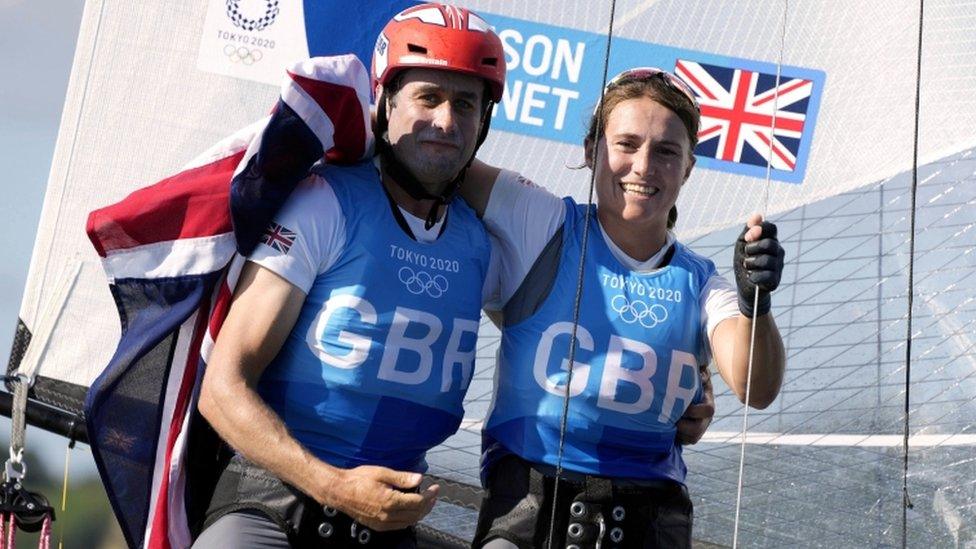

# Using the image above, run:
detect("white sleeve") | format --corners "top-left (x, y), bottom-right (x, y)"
top-left (482, 170), bottom-right (566, 306)
top-left (702, 272), bottom-right (740, 341)
top-left (248, 174), bottom-right (346, 293)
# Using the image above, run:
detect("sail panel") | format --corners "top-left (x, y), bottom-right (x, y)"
top-left (10, 0), bottom-right (976, 545)
top-left (15, 0), bottom-right (279, 401)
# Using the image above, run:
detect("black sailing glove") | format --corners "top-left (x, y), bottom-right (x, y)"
top-left (733, 221), bottom-right (785, 318)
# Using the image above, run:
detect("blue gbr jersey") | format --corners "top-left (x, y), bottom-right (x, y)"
top-left (485, 198), bottom-right (713, 482)
top-left (257, 162), bottom-right (490, 472)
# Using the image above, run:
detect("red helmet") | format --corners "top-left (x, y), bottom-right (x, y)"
top-left (372, 3), bottom-right (506, 103)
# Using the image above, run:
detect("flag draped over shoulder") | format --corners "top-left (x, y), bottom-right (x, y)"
top-left (84, 55), bottom-right (374, 549)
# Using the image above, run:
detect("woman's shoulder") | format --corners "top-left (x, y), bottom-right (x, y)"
top-left (672, 240), bottom-right (718, 277)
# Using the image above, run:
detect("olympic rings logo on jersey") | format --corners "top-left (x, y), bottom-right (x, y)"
top-left (611, 295), bottom-right (668, 329)
top-left (398, 266), bottom-right (449, 298)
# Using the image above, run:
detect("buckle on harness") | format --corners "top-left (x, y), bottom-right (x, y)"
top-left (350, 521), bottom-right (372, 544)
top-left (566, 495), bottom-right (607, 547)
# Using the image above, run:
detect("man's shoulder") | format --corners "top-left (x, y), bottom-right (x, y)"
top-left (310, 159), bottom-right (378, 184)
top-left (496, 169), bottom-right (553, 197)
top-left (303, 160), bottom-right (379, 199)
top-left (488, 169), bottom-right (566, 222)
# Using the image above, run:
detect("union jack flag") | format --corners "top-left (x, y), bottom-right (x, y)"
top-left (675, 59), bottom-right (813, 172)
top-left (261, 221), bottom-right (297, 254)
top-left (85, 55), bottom-right (373, 549)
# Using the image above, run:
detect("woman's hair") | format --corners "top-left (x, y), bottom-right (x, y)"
top-left (585, 74), bottom-right (700, 229)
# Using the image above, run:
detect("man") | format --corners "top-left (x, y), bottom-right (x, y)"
top-left (194, 4), bottom-right (505, 547)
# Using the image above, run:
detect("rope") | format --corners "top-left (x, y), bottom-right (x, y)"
top-left (902, 0), bottom-right (925, 546)
top-left (57, 442), bottom-right (72, 549)
top-left (39, 515), bottom-right (52, 549)
top-left (8, 377), bottom-right (30, 478)
top-left (731, 1), bottom-right (789, 547)
top-left (545, 1), bottom-right (617, 546)
top-left (4, 514), bottom-right (13, 549)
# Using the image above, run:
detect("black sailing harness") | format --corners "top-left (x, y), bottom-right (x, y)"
top-left (203, 454), bottom-right (417, 548)
top-left (474, 455), bottom-right (693, 549)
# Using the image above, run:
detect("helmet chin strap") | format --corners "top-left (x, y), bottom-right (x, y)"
top-left (376, 90), bottom-right (494, 230)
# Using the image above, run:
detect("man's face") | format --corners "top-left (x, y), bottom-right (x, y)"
top-left (385, 68), bottom-right (485, 192)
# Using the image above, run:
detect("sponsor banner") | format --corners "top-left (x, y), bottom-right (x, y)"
top-left (487, 13), bottom-right (824, 183)
top-left (197, 2), bottom-right (824, 182)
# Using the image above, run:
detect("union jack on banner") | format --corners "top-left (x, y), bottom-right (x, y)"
top-left (262, 221), bottom-right (297, 254)
top-left (675, 59), bottom-right (814, 173)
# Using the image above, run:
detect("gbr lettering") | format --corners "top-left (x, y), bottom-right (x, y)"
top-left (534, 322), bottom-right (699, 421)
top-left (306, 294), bottom-right (479, 391)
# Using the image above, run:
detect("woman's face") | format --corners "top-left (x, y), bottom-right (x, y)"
top-left (591, 96), bottom-right (694, 232)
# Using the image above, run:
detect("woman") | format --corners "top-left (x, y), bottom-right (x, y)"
top-left (462, 68), bottom-right (786, 548)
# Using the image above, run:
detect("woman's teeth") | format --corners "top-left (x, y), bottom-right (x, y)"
top-left (621, 183), bottom-right (658, 197)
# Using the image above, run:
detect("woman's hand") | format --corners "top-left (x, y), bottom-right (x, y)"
top-left (733, 213), bottom-right (785, 317)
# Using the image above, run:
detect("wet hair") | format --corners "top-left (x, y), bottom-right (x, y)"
top-left (585, 75), bottom-right (700, 229)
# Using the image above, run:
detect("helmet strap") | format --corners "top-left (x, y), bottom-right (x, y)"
top-left (375, 90), bottom-right (494, 230)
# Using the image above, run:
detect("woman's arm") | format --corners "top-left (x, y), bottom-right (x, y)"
top-left (710, 313), bottom-right (785, 409)
top-left (709, 214), bottom-right (787, 409)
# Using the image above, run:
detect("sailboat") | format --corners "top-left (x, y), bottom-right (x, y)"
top-left (5, 0), bottom-right (975, 547)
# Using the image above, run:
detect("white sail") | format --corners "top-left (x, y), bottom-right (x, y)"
top-left (9, 0), bottom-right (975, 546)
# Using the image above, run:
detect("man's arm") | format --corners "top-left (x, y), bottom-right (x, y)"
top-left (676, 364), bottom-right (715, 445)
top-left (198, 260), bottom-right (437, 531)
top-left (460, 159), bottom-right (502, 217)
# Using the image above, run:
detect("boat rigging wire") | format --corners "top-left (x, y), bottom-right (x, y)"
top-left (902, 1), bottom-right (925, 546)
top-left (546, 0), bottom-right (617, 546)
top-left (731, 1), bottom-right (789, 547)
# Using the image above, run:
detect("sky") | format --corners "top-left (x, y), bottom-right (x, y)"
top-left (0, 0), bottom-right (93, 478)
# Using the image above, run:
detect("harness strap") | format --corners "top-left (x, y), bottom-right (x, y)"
top-left (475, 455), bottom-right (692, 549)
top-left (203, 455), bottom-right (415, 548)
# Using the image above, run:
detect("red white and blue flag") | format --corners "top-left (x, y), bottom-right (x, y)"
top-left (84, 55), bottom-right (373, 549)
top-left (675, 58), bottom-right (815, 177)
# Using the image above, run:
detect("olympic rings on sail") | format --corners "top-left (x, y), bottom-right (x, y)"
top-left (223, 45), bottom-right (264, 65)
top-left (398, 266), bottom-right (449, 298)
top-left (610, 295), bottom-right (668, 329)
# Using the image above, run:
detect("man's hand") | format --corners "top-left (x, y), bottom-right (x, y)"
top-left (332, 466), bottom-right (439, 531)
top-left (676, 365), bottom-right (715, 445)
top-left (733, 213), bottom-right (785, 318)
